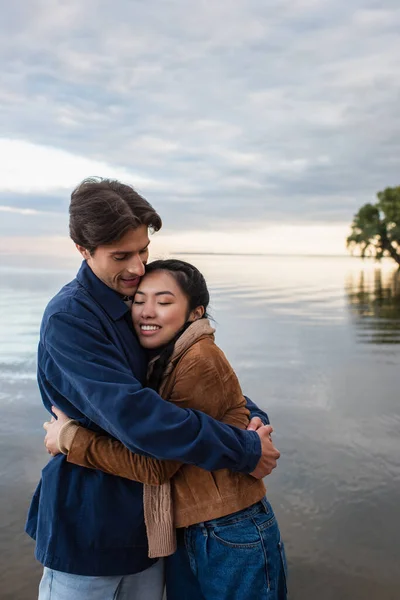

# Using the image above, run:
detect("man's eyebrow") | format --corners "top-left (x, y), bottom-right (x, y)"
top-left (109, 242), bottom-right (150, 256)
top-left (135, 290), bottom-right (176, 297)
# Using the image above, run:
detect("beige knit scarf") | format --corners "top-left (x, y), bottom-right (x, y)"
top-left (143, 318), bottom-right (215, 558)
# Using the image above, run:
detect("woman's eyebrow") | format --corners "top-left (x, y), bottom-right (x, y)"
top-left (155, 291), bottom-right (176, 297)
top-left (134, 290), bottom-right (176, 297)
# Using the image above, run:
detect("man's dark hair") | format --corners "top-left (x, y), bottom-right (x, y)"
top-left (69, 177), bottom-right (162, 253)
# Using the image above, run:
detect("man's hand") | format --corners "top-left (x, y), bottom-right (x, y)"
top-left (43, 406), bottom-right (71, 456)
top-left (249, 425), bottom-right (280, 479)
top-left (247, 416), bottom-right (266, 432)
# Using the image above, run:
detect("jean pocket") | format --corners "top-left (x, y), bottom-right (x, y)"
top-left (210, 518), bottom-right (262, 549)
top-left (252, 506), bottom-right (277, 532)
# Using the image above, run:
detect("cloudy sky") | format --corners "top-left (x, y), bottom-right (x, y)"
top-left (1, 0), bottom-right (399, 257)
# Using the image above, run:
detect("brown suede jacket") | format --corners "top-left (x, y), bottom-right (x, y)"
top-left (65, 327), bottom-right (266, 528)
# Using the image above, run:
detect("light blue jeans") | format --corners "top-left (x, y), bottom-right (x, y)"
top-left (38, 559), bottom-right (165, 600)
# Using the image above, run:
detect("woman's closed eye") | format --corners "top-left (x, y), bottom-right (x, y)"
top-left (133, 300), bottom-right (144, 305)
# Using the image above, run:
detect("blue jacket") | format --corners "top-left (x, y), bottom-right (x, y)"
top-left (26, 261), bottom-right (267, 576)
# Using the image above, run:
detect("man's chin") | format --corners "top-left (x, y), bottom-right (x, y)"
top-left (123, 287), bottom-right (139, 296)
top-left (117, 283), bottom-right (139, 296)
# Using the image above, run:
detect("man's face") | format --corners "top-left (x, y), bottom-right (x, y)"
top-left (77, 225), bottom-right (150, 296)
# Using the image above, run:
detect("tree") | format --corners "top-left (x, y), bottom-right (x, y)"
top-left (347, 186), bottom-right (400, 267)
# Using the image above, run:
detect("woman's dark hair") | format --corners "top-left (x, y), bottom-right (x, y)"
top-left (144, 259), bottom-right (210, 391)
top-left (69, 177), bottom-right (162, 254)
top-left (145, 259), bottom-right (210, 319)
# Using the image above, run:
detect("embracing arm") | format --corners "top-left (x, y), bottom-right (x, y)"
top-left (63, 346), bottom-right (244, 483)
top-left (65, 425), bottom-right (180, 484)
top-left (43, 312), bottom-right (261, 474)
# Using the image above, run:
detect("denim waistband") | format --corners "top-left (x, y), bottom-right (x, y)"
top-left (190, 497), bottom-right (271, 529)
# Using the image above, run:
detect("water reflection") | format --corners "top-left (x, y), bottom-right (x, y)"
top-left (346, 268), bottom-right (400, 344)
top-left (1, 256), bottom-right (400, 600)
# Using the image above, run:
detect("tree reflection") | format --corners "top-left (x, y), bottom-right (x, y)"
top-left (345, 269), bottom-right (400, 344)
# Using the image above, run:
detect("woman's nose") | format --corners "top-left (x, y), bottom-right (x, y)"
top-left (141, 303), bottom-right (156, 318)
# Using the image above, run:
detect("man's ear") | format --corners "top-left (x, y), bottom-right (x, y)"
top-left (75, 244), bottom-right (90, 260)
top-left (189, 305), bottom-right (205, 322)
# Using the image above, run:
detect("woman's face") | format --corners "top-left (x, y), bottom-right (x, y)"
top-left (132, 270), bottom-right (202, 349)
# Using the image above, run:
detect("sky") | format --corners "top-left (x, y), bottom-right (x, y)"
top-left (1, 0), bottom-right (400, 257)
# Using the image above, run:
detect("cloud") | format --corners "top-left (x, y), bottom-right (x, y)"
top-left (0, 0), bottom-right (399, 241)
top-left (0, 138), bottom-right (160, 194)
top-left (0, 206), bottom-right (40, 215)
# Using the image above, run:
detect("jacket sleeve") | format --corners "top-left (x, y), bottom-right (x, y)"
top-left (244, 396), bottom-right (270, 425)
top-left (43, 312), bottom-right (261, 473)
top-left (66, 350), bottom-right (245, 483)
top-left (67, 427), bottom-right (181, 485)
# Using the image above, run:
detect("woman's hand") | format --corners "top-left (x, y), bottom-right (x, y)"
top-left (43, 406), bottom-right (72, 456)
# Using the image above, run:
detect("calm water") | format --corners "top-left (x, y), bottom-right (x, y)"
top-left (0, 254), bottom-right (399, 600)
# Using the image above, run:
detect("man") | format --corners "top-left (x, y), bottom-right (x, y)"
top-left (27, 177), bottom-right (280, 600)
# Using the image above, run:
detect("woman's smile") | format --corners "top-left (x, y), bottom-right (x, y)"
top-left (132, 270), bottom-right (189, 349)
top-left (139, 324), bottom-right (162, 335)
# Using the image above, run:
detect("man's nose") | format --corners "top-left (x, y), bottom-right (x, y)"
top-left (126, 255), bottom-right (146, 277)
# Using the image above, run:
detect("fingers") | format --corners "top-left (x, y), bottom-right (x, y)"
top-left (247, 417), bottom-right (264, 431)
top-left (265, 444), bottom-right (280, 460)
top-left (262, 425), bottom-right (273, 435)
top-left (272, 450), bottom-right (280, 463)
top-left (44, 434), bottom-right (50, 453)
top-left (43, 410), bottom-right (62, 456)
top-left (44, 435), bottom-right (56, 456)
top-left (256, 425), bottom-right (273, 438)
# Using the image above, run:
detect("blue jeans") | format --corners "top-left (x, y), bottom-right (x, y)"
top-left (38, 559), bottom-right (165, 600)
top-left (165, 497), bottom-right (287, 600)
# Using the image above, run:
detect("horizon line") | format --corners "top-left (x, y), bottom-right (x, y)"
top-left (173, 251), bottom-right (364, 259)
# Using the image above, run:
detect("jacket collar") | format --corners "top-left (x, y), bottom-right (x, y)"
top-left (76, 260), bottom-right (131, 321)
top-left (170, 319), bottom-right (215, 364)
top-left (156, 319), bottom-right (215, 385)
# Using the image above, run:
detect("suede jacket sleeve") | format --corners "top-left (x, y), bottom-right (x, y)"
top-left (67, 427), bottom-right (181, 485)
top-left (66, 341), bottom-right (249, 484)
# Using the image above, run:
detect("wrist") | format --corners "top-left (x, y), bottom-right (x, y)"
top-left (57, 420), bottom-right (80, 454)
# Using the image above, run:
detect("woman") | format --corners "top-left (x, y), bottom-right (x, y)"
top-left (44, 259), bottom-right (287, 599)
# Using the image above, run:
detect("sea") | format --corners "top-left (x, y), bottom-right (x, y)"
top-left (0, 253), bottom-right (399, 600)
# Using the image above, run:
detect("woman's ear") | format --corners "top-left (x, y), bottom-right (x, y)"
top-left (189, 305), bottom-right (205, 322)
